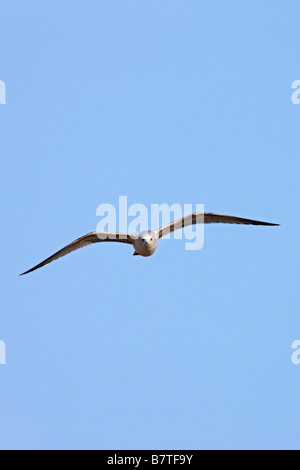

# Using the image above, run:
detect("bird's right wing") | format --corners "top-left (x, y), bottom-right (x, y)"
top-left (20, 232), bottom-right (135, 275)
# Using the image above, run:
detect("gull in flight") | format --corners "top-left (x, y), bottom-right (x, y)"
top-left (20, 212), bottom-right (279, 275)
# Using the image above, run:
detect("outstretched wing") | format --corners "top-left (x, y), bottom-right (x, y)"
top-left (159, 213), bottom-right (279, 239)
top-left (20, 232), bottom-right (135, 275)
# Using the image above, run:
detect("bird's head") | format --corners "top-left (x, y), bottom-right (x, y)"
top-left (134, 230), bottom-right (159, 257)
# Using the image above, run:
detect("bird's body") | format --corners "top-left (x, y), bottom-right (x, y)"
top-left (20, 212), bottom-right (279, 275)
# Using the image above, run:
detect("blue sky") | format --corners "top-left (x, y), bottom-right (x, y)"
top-left (0, 1), bottom-right (299, 450)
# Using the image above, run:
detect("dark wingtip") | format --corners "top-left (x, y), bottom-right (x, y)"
top-left (19, 266), bottom-right (39, 276)
top-left (19, 271), bottom-right (29, 276)
top-left (255, 221), bottom-right (280, 226)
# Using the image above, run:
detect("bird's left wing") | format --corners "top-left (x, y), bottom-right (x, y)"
top-left (159, 213), bottom-right (279, 238)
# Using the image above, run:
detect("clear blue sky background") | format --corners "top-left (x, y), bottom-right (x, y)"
top-left (0, 1), bottom-right (299, 450)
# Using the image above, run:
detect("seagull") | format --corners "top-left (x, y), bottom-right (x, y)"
top-left (20, 212), bottom-right (279, 275)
